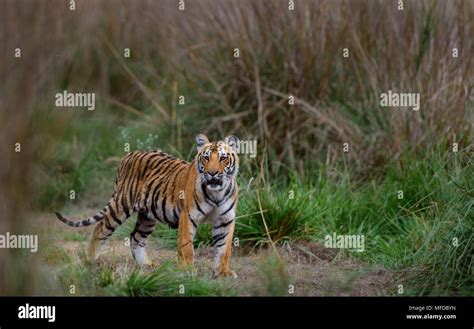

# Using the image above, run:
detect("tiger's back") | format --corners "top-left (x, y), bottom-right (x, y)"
top-left (116, 150), bottom-right (191, 229)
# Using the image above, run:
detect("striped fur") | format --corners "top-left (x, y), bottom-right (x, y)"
top-left (55, 134), bottom-right (239, 278)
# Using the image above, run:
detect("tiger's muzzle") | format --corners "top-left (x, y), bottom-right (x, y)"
top-left (205, 171), bottom-right (224, 189)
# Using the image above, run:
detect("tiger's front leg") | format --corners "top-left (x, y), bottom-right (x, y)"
top-left (211, 211), bottom-right (237, 279)
top-left (177, 211), bottom-right (197, 270)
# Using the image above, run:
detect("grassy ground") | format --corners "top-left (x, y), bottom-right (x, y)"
top-left (37, 211), bottom-right (394, 296)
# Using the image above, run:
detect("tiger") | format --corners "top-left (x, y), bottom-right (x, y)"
top-left (55, 134), bottom-right (240, 278)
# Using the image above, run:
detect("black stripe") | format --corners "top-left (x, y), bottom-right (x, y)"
top-left (188, 214), bottom-right (197, 228)
top-left (143, 159), bottom-right (176, 210)
top-left (126, 169), bottom-right (137, 213)
top-left (139, 213), bottom-right (154, 221)
top-left (215, 241), bottom-right (227, 248)
top-left (216, 180), bottom-right (234, 205)
top-left (220, 199), bottom-right (236, 216)
top-left (151, 192), bottom-right (161, 221)
top-left (213, 218), bottom-right (234, 229)
top-left (160, 162), bottom-right (183, 197)
top-left (151, 162), bottom-right (184, 216)
top-left (153, 162), bottom-right (180, 209)
top-left (118, 153), bottom-right (136, 180)
top-left (228, 154), bottom-right (236, 175)
top-left (156, 163), bottom-right (185, 207)
top-left (212, 232), bottom-right (228, 246)
top-left (109, 205), bottom-right (122, 225)
top-left (137, 228), bottom-right (154, 234)
top-left (180, 240), bottom-right (192, 248)
top-left (119, 152), bottom-right (139, 182)
top-left (137, 230), bottom-right (153, 238)
top-left (150, 184), bottom-right (162, 220)
top-left (225, 179), bottom-right (233, 196)
top-left (161, 196), bottom-right (172, 225)
top-left (151, 159), bottom-right (183, 219)
top-left (145, 157), bottom-right (171, 180)
top-left (163, 170), bottom-right (178, 210)
top-left (130, 175), bottom-right (140, 208)
top-left (122, 198), bottom-right (130, 218)
top-left (104, 218), bottom-right (114, 231)
top-left (119, 153), bottom-right (141, 210)
top-left (147, 158), bottom-right (176, 178)
top-left (139, 153), bottom-right (161, 181)
top-left (194, 195), bottom-right (205, 215)
top-left (129, 152), bottom-right (147, 207)
top-left (201, 182), bottom-right (216, 205)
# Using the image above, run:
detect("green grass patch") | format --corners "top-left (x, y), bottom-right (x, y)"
top-left (233, 149), bottom-right (473, 295)
top-left (52, 256), bottom-right (235, 296)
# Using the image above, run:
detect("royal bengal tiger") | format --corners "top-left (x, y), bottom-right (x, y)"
top-left (55, 134), bottom-right (239, 278)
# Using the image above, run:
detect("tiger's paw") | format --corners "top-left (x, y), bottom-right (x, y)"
top-left (178, 261), bottom-right (196, 275)
top-left (132, 248), bottom-right (154, 267)
top-left (141, 255), bottom-right (156, 267)
top-left (212, 269), bottom-right (238, 279)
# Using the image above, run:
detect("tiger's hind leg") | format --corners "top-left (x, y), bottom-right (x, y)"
top-left (89, 203), bottom-right (129, 262)
top-left (130, 211), bottom-right (157, 266)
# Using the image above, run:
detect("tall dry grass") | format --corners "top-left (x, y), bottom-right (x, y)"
top-left (5, 0), bottom-right (470, 174)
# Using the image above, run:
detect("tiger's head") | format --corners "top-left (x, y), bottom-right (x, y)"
top-left (195, 134), bottom-right (239, 191)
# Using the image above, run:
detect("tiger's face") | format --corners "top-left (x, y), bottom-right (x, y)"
top-left (195, 134), bottom-right (239, 191)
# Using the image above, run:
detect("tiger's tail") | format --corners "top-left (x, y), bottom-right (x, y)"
top-left (55, 206), bottom-right (109, 227)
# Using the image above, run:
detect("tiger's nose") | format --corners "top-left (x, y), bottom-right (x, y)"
top-left (208, 170), bottom-right (218, 177)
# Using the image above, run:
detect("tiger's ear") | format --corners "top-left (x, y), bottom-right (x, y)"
top-left (225, 135), bottom-right (239, 152)
top-left (195, 134), bottom-right (209, 151)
